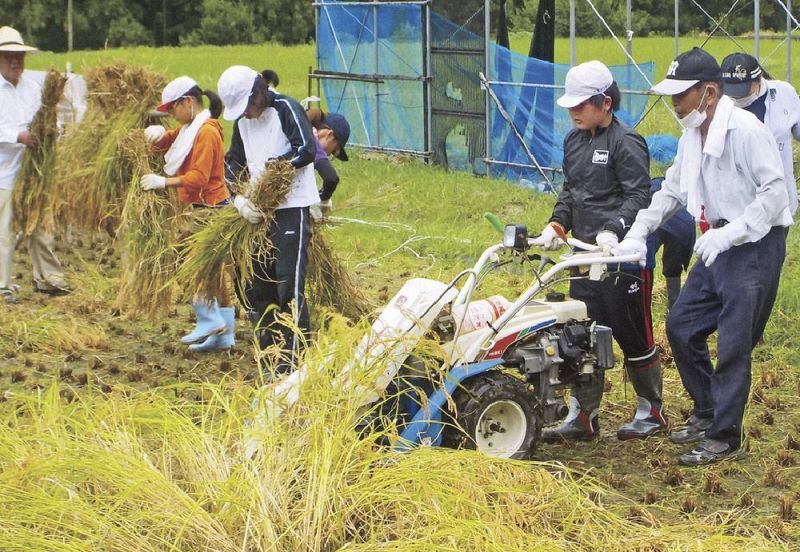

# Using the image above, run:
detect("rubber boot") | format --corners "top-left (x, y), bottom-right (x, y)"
top-left (666, 276), bottom-right (682, 312)
top-left (617, 355), bottom-right (668, 440)
top-left (541, 396), bottom-right (600, 442)
top-left (181, 299), bottom-right (226, 345)
top-left (189, 307), bottom-right (235, 352)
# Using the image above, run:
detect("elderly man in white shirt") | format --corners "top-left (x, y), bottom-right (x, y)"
top-left (0, 26), bottom-right (69, 303)
top-left (615, 48), bottom-right (792, 466)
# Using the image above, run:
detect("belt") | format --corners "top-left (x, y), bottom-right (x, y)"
top-left (700, 218), bottom-right (728, 234)
top-left (710, 219), bottom-right (729, 229)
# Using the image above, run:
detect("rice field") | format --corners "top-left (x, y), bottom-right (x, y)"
top-left (2, 38), bottom-right (798, 548)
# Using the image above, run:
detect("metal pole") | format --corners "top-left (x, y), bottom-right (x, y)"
top-left (626, 0), bottom-right (632, 113)
top-left (67, 0), bottom-right (73, 52)
top-left (484, 0), bottom-right (491, 177)
top-left (754, 0), bottom-right (760, 59)
top-left (569, 0), bottom-right (576, 66)
top-left (674, 0), bottom-right (679, 57)
top-left (423, 1), bottom-right (431, 161)
top-left (788, 0), bottom-right (793, 83)
top-left (373, 1), bottom-right (380, 148)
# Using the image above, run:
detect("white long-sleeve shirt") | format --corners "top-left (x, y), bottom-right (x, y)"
top-left (762, 79), bottom-right (800, 214)
top-left (629, 95), bottom-right (793, 245)
top-left (0, 72), bottom-right (41, 191)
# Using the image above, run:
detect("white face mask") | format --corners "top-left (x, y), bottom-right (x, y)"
top-left (679, 86), bottom-right (710, 130)
top-left (732, 79), bottom-right (766, 108)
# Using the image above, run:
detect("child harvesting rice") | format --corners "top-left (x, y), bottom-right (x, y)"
top-left (140, 76), bottom-right (234, 352)
top-left (217, 65), bottom-right (317, 374)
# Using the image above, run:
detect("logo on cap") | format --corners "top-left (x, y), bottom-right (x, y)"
top-left (667, 61), bottom-right (679, 77)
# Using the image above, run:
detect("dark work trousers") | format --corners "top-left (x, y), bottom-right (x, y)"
top-left (568, 268), bottom-right (656, 413)
top-left (666, 226), bottom-right (786, 449)
top-left (239, 206), bottom-right (312, 366)
top-left (655, 229), bottom-right (694, 278)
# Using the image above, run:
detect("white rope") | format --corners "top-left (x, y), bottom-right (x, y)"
top-left (691, 0), bottom-right (748, 51)
top-left (582, 0), bottom-right (681, 126)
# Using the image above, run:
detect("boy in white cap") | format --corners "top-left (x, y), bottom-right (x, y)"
top-left (534, 60), bottom-right (666, 443)
top-left (615, 47), bottom-right (792, 465)
top-left (217, 65), bottom-right (317, 374)
top-left (0, 26), bottom-right (70, 303)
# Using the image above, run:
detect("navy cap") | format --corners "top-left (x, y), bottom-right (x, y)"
top-left (721, 53), bottom-right (762, 98)
top-left (323, 112), bottom-right (350, 161)
top-left (651, 47), bottom-right (721, 96)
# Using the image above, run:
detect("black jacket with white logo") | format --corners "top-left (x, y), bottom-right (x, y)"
top-left (550, 116), bottom-right (651, 242)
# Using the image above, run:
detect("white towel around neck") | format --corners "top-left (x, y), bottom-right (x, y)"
top-left (164, 109), bottom-right (212, 176)
top-left (682, 94), bottom-right (734, 219)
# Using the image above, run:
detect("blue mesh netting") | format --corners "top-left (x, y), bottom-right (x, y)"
top-left (316, 2), bottom-right (655, 191)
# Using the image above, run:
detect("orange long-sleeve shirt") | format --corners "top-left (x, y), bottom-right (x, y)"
top-left (154, 119), bottom-right (230, 206)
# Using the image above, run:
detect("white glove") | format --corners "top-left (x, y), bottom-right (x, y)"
top-left (233, 195), bottom-right (264, 224)
top-left (309, 203), bottom-right (323, 223)
top-left (144, 125), bottom-right (166, 143)
top-left (140, 173), bottom-right (166, 191)
top-left (613, 237), bottom-right (648, 267)
top-left (595, 230), bottom-right (619, 254)
top-left (694, 228), bottom-right (733, 267)
top-left (531, 222), bottom-right (565, 251)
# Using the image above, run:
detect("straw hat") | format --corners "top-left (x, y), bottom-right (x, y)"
top-left (0, 26), bottom-right (39, 53)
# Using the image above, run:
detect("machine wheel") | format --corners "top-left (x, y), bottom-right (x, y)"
top-left (441, 371), bottom-right (541, 460)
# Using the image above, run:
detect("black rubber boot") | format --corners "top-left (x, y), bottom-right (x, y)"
top-left (666, 276), bottom-right (682, 312)
top-left (617, 354), bottom-right (668, 440)
top-left (541, 397), bottom-right (600, 442)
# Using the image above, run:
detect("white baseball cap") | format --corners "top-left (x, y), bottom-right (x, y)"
top-left (557, 60), bottom-right (614, 108)
top-left (156, 76), bottom-right (198, 112)
top-left (0, 26), bottom-right (39, 53)
top-left (218, 65), bottom-right (258, 121)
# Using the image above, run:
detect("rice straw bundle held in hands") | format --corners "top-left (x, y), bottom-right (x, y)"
top-left (57, 63), bottom-right (166, 234)
top-left (13, 68), bottom-right (67, 235)
top-left (173, 160), bottom-right (295, 301)
top-left (307, 230), bottom-right (371, 321)
top-left (115, 131), bottom-right (182, 316)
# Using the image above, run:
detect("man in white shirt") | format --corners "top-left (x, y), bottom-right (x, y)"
top-left (721, 52), bottom-right (800, 216)
top-left (0, 26), bottom-right (69, 303)
top-left (615, 48), bottom-right (792, 466)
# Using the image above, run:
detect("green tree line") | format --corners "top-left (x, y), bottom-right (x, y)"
top-left (1, 0), bottom-right (798, 52)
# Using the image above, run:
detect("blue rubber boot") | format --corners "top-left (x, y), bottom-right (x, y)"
top-left (189, 307), bottom-right (235, 352)
top-left (181, 299), bottom-right (226, 345)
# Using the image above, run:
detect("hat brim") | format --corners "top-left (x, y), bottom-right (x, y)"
top-left (0, 44), bottom-right (38, 53)
top-left (650, 78), bottom-right (699, 96)
top-left (335, 147), bottom-right (348, 162)
top-left (556, 93), bottom-right (593, 108)
top-left (723, 81), bottom-right (752, 98)
top-left (222, 94), bottom-right (249, 121)
top-left (155, 101), bottom-right (173, 113)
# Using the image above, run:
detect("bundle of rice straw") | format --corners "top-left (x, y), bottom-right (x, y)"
top-left (173, 160), bottom-right (295, 301)
top-left (57, 63), bottom-right (166, 234)
top-left (307, 229), bottom-right (372, 321)
top-left (115, 131), bottom-right (182, 316)
top-left (13, 68), bottom-right (67, 235)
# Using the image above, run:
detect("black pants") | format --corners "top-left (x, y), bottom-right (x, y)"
top-left (568, 268), bottom-right (656, 412)
top-left (241, 207), bottom-right (312, 365)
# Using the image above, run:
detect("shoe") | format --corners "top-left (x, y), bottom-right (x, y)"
top-left (617, 397), bottom-right (668, 440)
top-left (181, 299), bottom-right (226, 345)
top-left (670, 415), bottom-right (713, 444)
top-left (34, 280), bottom-right (71, 296)
top-left (1, 286), bottom-right (19, 304)
top-left (678, 438), bottom-right (746, 466)
top-left (189, 307), bottom-right (235, 352)
top-left (541, 396), bottom-right (599, 443)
